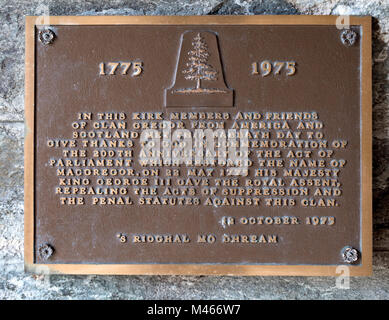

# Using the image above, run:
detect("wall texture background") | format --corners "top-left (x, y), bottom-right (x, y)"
top-left (0, 0), bottom-right (388, 299)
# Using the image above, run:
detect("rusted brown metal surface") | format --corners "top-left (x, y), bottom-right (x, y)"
top-left (24, 16), bottom-right (372, 275)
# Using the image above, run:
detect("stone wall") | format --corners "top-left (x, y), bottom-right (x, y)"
top-left (1, 0), bottom-right (388, 299)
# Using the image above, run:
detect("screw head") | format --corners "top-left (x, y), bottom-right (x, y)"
top-left (39, 29), bottom-right (55, 45)
top-left (38, 243), bottom-right (54, 260)
top-left (341, 29), bottom-right (357, 46)
top-left (342, 246), bottom-right (359, 264)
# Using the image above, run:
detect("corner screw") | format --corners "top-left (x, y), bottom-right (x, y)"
top-left (342, 246), bottom-right (359, 264)
top-left (39, 28), bottom-right (55, 45)
top-left (341, 29), bottom-right (357, 46)
top-left (38, 243), bottom-right (54, 260)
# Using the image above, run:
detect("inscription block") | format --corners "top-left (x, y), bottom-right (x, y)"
top-left (25, 16), bottom-right (372, 275)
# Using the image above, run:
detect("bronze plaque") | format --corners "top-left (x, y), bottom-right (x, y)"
top-left (25, 16), bottom-right (372, 275)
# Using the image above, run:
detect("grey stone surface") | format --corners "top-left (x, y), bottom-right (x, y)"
top-left (0, 0), bottom-right (389, 299)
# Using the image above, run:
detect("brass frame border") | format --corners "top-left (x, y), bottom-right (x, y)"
top-left (24, 15), bottom-right (372, 276)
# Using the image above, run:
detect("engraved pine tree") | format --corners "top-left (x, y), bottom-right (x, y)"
top-left (180, 33), bottom-right (223, 93)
